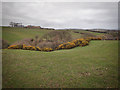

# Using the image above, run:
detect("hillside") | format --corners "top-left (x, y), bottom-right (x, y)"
top-left (2, 27), bottom-right (119, 88)
top-left (2, 27), bottom-right (53, 44)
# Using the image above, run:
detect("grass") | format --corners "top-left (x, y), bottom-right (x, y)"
top-left (70, 31), bottom-right (83, 40)
top-left (2, 27), bottom-right (53, 44)
top-left (72, 29), bottom-right (105, 35)
top-left (2, 40), bottom-right (118, 88)
top-left (69, 30), bottom-right (105, 40)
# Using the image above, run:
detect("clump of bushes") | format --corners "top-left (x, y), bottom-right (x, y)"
top-left (7, 37), bottom-right (102, 52)
top-left (6, 29), bottom-right (103, 52)
top-left (42, 30), bottom-right (72, 43)
top-left (55, 37), bottom-right (102, 50)
top-left (8, 44), bottom-right (53, 52)
top-left (36, 41), bottom-right (60, 50)
top-left (23, 44), bottom-right (36, 50)
top-left (12, 38), bottom-right (40, 47)
top-left (7, 31), bottom-right (73, 51)
top-left (8, 45), bottom-right (23, 49)
top-left (56, 38), bottom-right (89, 50)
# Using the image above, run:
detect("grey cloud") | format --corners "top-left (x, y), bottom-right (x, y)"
top-left (2, 2), bottom-right (118, 29)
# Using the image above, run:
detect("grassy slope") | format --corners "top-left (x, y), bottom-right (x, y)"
top-left (72, 30), bottom-right (104, 35)
top-left (70, 32), bottom-right (83, 40)
top-left (2, 40), bottom-right (118, 88)
top-left (2, 27), bottom-right (53, 44)
top-left (68, 30), bottom-right (104, 40)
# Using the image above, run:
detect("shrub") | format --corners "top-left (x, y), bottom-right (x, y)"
top-left (36, 47), bottom-right (41, 51)
top-left (56, 38), bottom-right (90, 50)
top-left (36, 41), bottom-right (60, 50)
top-left (41, 47), bottom-right (53, 52)
top-left (0, 39), bottom-right (9, 49)
top-left (23, 44), bottom-right (36, 50)
top-left (12, 38), bottom-right (34, 46)
top-left (42, 30), bottom-right (72, 43)
top-left (8, 45), bottom-right (23, 49)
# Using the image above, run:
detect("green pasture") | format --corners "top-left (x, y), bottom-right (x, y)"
top-left (2, 40), bottom-right (118, 88)
top-left (2, 27), bottom-right (53, 44)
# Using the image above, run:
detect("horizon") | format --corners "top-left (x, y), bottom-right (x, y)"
top-left (1, 25), bottom-right (118, 30)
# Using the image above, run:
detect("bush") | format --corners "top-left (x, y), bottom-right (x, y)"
top-left (41, 47), bottom-right (53, 52)
top-left (36, 47), bottom-right (41, 51)
top-left (0, 39), bottom-right (9, 49)
top-left (12, 38), bottom-right (34, 46)
top-left (8, 44), bottom-right (54, 52)
top-left (8, 45), bottom-right (23, 49)
top-left (42, 30), bottom-right (72, 43)
top-left (23, 44), bottom-right (36, 50)
top-left (36, 41), bottom-right (60, 50)
top-left (56, 38), bottom-right (91, 50)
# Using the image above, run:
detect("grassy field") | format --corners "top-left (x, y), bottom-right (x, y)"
top-left (71, 29), bottom-right (104, 35)
top-left (2, 40), bottom-right (118, 88)
top-left (2, 27), bottom-right (54, 44)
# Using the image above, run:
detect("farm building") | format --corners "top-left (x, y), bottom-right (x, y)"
top-left (25, 25), bottom-right (41, 29)
top-left (9, 22), bottom-right (24, 27)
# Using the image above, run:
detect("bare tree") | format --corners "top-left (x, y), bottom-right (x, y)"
top-left (9, 22), bottom-right (14, 27)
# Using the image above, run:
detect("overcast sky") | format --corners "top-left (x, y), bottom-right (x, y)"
top-left (2, 2), bottom-right (118, 29)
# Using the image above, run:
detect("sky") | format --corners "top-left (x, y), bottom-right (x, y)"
top-left (2, 2), bottom-right (118, 29)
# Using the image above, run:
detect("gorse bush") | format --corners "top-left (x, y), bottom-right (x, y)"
top-left (8, 44), bottom-right (53, 52)
top-left (7, 37), bottom-right (102, 52)
top-left (23, 44), bottom-right (36, 50)
top-left (56, 38), bottom-right (89, 50)
top-left (8, 45), bottom-right (23, 49)
top-left (41, 47), bottom-right (53, 52)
